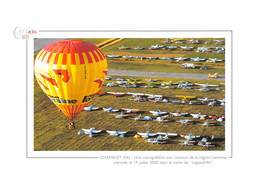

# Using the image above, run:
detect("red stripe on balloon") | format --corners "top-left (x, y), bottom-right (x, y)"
top-left (79, 53), bottom-right (85, 64)
top-left (85, 52), bottom-right (93, 63)
top-left (46, 53), bottom-right (53, 63)
top-left (40, 51), bottom-right (48, 63)
top-left (53, 53), bottom-right (59, 64)
top-left (92, 51), bottom-right (99, 62)
top-left (71, 53), bottom-right (76, 64)
top-left (95, 49), bottom-right (104, 60)
top-left (62, 53), bottom-right (67, 65)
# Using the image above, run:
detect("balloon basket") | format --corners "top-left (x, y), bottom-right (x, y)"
top-left (66, 120), bottom-right (76, 130)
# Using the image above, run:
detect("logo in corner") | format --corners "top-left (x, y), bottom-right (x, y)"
top-left (13, 27), bottom-right (37, 39)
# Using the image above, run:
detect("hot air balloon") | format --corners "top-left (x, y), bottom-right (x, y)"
top-left (34, 40), bottom-right (108, 129)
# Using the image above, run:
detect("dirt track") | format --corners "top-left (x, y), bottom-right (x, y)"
top-left (109, 69), bottom-right (224, 80)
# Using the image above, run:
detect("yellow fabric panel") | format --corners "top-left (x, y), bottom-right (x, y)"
top-left (34, 45), bottom-right (108, 120)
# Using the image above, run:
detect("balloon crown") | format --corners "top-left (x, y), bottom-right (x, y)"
top-left (43, 40), bottom-right (98, 54)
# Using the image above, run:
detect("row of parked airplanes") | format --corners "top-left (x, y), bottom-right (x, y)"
top-left (117, 45), bottom-right (225, 53)
top-left (84, 106), bottom-right (225, 125)
top-left (107, 54), bottom-right (224, 63)
top-left (161, 39), bottom-right (225, 45)
top-left (101, 91), bottom-right (225, 106)
top-left (78, 128), bottom-right (222, 146)
top-left (104, 78), bottom-right (224, 90)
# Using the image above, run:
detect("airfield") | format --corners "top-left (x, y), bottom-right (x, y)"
top-left (34, 38), bottom-right (225, 151)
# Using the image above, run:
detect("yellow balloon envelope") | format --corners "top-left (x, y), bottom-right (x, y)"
top-left (34, 40), bottom-right (108, 120)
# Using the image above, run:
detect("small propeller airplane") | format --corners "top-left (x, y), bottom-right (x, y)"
top-left (137, 131), bottom-right (158, 138)
top-left (106, 130), bottom-right (128, 137)
top-left (177, 119), bottom-right (193, 125)
top-left (149, 110), bottom-right (168, 116)
top-left (78, 128), bottom-right (103, 137)
top-left (103, 107), bottom-right (120, 113)
top-left (83, 105), bottom-right (100, 112)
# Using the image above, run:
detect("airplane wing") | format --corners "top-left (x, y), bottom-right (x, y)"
top-left (92, 130), bottom-right (103, 134)
top-left (137, 132), bottom-right (157, 137)
top-left (81, 128), bottom-right (91, 133)
top-left (106, 130), bottom-right (116, 134)
top-left (157, 132), bottom-right (178, 136)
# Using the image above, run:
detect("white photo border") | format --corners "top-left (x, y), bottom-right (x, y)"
top-left (27, 30), bottom-right (233, 158)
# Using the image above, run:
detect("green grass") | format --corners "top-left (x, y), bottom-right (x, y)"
top-left (79, 38), bottom-right (109, 44)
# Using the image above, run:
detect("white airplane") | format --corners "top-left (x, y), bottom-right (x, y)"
top-left (106, 82), bottom-right (116, 87)
top-left (198, 122), bottom-right (216, 127)
top-left (146, 94), bottom-right (163, 98)
top-left (177, 119), bottom-right (193, 124)
top-left (146, 138), bottom-right (167, 144)
top-left (149, 110), bottom-right (168, 116)
top-left (159, 57), bottom-right (172, 61)
top-left (114, 112), bottom-right (132, 119)
top-left (157, 132), bottom-right (178, 137)
top-left (197, 87), bottom-right (210, 92)
top-left (106, 130), bottom-right (128, 137)
top-left (175, 57), bottom-right (189, 61)
top-left (180, 133), bottom-right (200, 141)
top-left (133, 115), bottom-right (153, 121)
top-left (166, 45), bottom-right (177, 50)
top-left (180, 46), bottom-right (193, 51)
top-left (216, 117), bottom-right (225, 122)
top-left (218, 99), bottom-right (225, 106)
top-left (179, 140), bottom-right (196, 146)
top-left (105, 76), bottom-right (112, 80)
top-left (162, 38), bottom-right (173, 44)
top-left (149, 44), bottom-right (165, 50)
top-left (196, 47), bottom-right (209, 52)
top-left (106, 92), bottom-right (125, 97)
top-left (78, 128), bottom-right (103, 137)
top-left (115, 78), bottom-right (126, 81)
top-left (118, 45), bottom-right (130, 50)
top-left (115, 80), bottom-right (128, 85)
top-left (197, 138), bottom-right (215, 147)
top-left (213, 39), bottom-right (225, 43)
top-left (197, 97), bottom-right (216, 102)
top-left (121, 108), bottom-right (141, 114)
top-left (106, 54), bottom-right (121, 59)
top-left (207, 58), bottom-right (224, 63)
top-left (154, 116), bottom-right (169, 123)
top-left (195, 83), bottom-right (219, 87)
top-left (181, 63), bottom-right (195, 69)
top-left (190, 57), bottom-right (207, 62)
top-left (83, 105), bottom-right (100, 111)
top-left (103, 107), bottom-right (120, 113)
top-left (190, 113), bottom-right (203, 119)
top-left (145, 79), bottom-right (159, 82)
top-left (170, 112), bottom-right (189, 117)
top-left (138, 131), bottom-right (158, 138)
top-left (127, 92), bottom-right (145, 96)
top-left (188, 39), bottom-right (204, 44)
top-left (133, 47), bottom-right (145, 50)
top-left (189, 100), bottom-right (203, 105)
top-left (208, 73), bottom-right (219, 78)
top-left (146, 135), bottom-right (169, 144)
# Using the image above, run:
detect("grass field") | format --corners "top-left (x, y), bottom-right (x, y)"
top-left (34, 38), bottom-right (225, 151)
top-left (34, 77), bottom-right (224, 151)
top-left (102, 38), bottom-right (225, 75)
